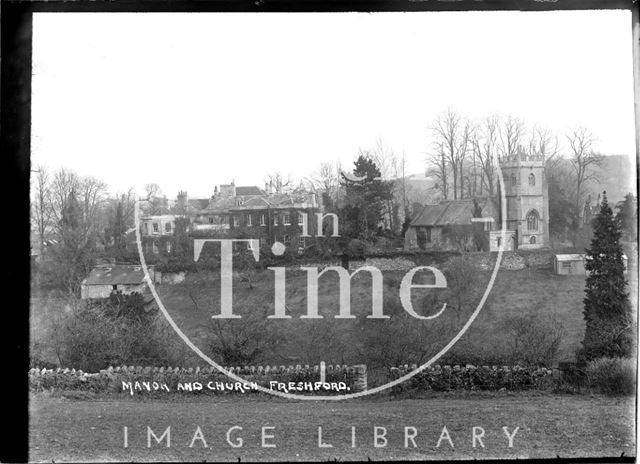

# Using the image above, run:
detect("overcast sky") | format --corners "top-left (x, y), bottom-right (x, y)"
top-left (31, 11), bottom-right (636, 198)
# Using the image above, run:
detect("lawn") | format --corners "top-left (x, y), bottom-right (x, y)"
top-left (31, 258), bottom-right (637, 369)
top-left (154, 265), bottom-right (590, 365)
top-left (29, 393), bottom-right (636, 462)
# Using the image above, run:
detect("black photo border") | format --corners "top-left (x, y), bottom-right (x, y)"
top-left (2, 1), bottom-right (638, 462)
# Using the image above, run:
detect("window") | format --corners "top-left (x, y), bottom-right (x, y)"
top-left (259, 238), bottom-right (266, 248)
top-left (112, 284), bottom-right (118, 291)
top-left (247, 214), bottom-right (252, 226)
top-left (283, 213), bottom-right (291, 225)
top-left (208, 217), bottom-right (214, 224)
top-left (510, 174), bottom-right (517, 186)
top-left (529, 235), bottom-right (536, 244)
top-left (152, 241), bottom-right (159, 254)
top-left (152, 222), bottom-right (159, 233)
top-left (562, 261), bottom-right (572, 269)
top-left (299, 236), bottom-right (306, 250)
top-left (526, 210), bottom-right (539, 231)
top-left (425, 227), bottom-right (432, 243)
top-left (233, 216), bottom-right (239, 227)
top-left (273, 215), bottom-right (278, 226)
top-left (298, 213), bottom-right (304, 226)
top-left (260, 214), bottom-right (266, 226)
top-left (528, 173), bottom-right (535, 186)
top-left (497, 237), bottom-right (502, 247)
top-left (166, 241), bottom-right (172, 253)
top-left (164, 222), bottom-right (172, 233)
top-left (283, 234), bottom-right (290, 246)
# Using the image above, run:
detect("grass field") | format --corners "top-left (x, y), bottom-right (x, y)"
top-left (29, 393), bottom-right (635, 462)
top-left (153, 265), bottom-right (590, 365)
top-left (31, 258), bottom-right (637, 369)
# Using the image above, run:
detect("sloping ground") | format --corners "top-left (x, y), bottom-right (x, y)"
top-left (157, 264), bottom-right (590, 366)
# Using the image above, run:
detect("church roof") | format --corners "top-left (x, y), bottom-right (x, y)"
top-left (410, 197), bottom-right (498, 227)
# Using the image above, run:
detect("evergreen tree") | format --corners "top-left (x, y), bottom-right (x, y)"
top-left (578, 192), bottom-right (634, 361)
top-left (53, 190), bottom-right (95, 293)
top-left (341, 155), bottom-right (393, 239)
top-left (616, 193), bottom-right (637, 241)
top-left (106, 201), bottom-right (127, 258)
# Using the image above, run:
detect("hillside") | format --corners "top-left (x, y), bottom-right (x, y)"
top-left (155, 264), bottom-right (589, 371)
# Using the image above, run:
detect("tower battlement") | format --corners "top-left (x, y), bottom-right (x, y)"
top-left (499, 153), bottom-right (545, 168)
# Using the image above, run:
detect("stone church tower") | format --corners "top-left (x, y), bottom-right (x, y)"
top-left (500, 147), bottom-right (549, 249)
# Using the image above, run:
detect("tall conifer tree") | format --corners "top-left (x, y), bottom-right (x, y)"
top-left (578, 192), bottom-right (633, 361)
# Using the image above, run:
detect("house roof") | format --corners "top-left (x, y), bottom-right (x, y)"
top-left (183, 198), bottom-right (211, 211)
top-left (410, 198), bottom-right (498, 227)
top-left (83, 264), bottom-right (149, 286)
top-left (235, 186), bottom-right (264, 196)
top-left (555, 254), bottom-right (585, 261)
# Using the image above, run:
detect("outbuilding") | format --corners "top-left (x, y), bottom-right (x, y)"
top-left (80, 264), bottom-right (156, 299)
top-left (554, 254), bottom-right (628, 276)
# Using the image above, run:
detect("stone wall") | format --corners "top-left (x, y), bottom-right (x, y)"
top-left (28, 364), bottom-right (367, 395)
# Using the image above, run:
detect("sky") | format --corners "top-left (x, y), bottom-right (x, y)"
top-left (31, 11), bottom-right (636, 199)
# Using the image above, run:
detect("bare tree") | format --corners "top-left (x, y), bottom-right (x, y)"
top-left (471, 115), bottom-right (500, 196)
top-left (307, 161), bottom-right (342, 208)
top-left (498, 115), bottom-right (526, 158)
top-left (31, 166), bottom-right (52, 256)
top-left (433, 109), bottom-right (471, 200)
top-left (427, 142), bottom-right (449, 200)
top-left (566, 127), bottom-right (603, 222)
top-left (363, 138), bottom-right (402, 231)
top-left (78, 176), bottom-right (108, 239)
top-left (49, 168), bottom-right (81, 228)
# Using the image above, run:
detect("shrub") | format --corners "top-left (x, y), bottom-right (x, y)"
top-left (50, 293), bottom-right (192, 371)
top-left (585, 357), bottom-right (636, 395)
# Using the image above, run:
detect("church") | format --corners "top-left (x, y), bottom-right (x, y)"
top-left (404, 149), bottom-right (549, 252)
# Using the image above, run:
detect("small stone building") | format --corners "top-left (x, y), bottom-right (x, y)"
top-left (553, 254), bottom-right (628, 275)
top-left (80, 264), bottom-right (156, 299)
top-left (404, 198), bottom-right (501, 251)
top-left (554, 254), bottom-right (586, 275)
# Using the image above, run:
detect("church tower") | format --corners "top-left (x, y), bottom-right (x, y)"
top-left (500, 147), bottom-right (549, 249)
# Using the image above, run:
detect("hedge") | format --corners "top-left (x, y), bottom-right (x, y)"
top-left (389, 364), bottom-right (555, 392)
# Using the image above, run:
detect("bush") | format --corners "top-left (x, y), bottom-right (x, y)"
top-left (50, 292), bottom-right (192, 371)
top-left (585, 357), bottom-right (636, 395)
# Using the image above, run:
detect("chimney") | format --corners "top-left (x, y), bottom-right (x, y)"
top-left (177, 190), bottom-right (188, 212)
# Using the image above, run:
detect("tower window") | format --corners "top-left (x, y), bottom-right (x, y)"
top-left (510, 174), bottom-right (517, 186)
top-left (526, 210), bottom-right (539, 231)
top-left (528, 173), bottom-right (535, 186)
top-left (530, 236), bottom-right (536, 244)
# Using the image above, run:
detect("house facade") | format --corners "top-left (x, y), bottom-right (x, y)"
top-left (192, 181), bottom-right (322, 253)
top-left (139, 181), bottom-right (324, 257)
